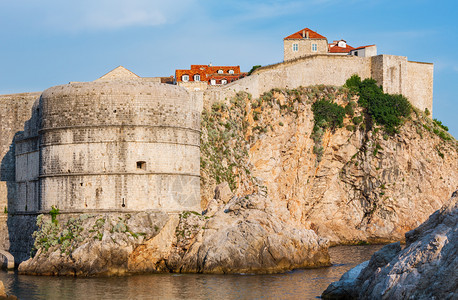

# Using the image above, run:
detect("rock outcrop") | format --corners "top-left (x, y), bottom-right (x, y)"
top-left (322, 190), bottom-right (458, 299)
top-left (19, 192), bottom-right (329, 276)
top-left (0, 280), bottom-right (17, 299)
top-left (175, 193), bottom-right (330, 274)
top-left (201, 87), bottom-right (457, 245)
top-left (0, 281), bottom-right (5, 298)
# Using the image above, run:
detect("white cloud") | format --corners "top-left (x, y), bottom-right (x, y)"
top-left (2, 0), bottom-right (195, 32)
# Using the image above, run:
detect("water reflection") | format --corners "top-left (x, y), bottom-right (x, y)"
top-left (0, 245), bottom-right (383, 300)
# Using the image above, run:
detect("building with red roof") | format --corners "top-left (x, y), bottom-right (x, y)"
top-left (284, 28), bottom-right (329, 61)
top-left (175, 64), bottom-right (246, 91)
top-left (284, 28), bottom-right (377, 61)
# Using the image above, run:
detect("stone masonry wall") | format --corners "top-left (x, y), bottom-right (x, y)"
top-left (0, 92), bottom-right (40, 250)
top-left (284, 39), bottom-right (328, 61)
top-left (201, 54), bottom-right (433, 114)
top-left (405, 61), bottom-right (434, 114)
top-left (34, 81), bottom-right (201, 213)
top-left (202, 54), bottom-right (372, 108)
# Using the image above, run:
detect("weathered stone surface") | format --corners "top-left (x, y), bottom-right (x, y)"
top-left (176, 194), bottom-right (330, 274)
top-left (0, 280), bottom-right (5, 297)
top-left (214, 182), bottom-right (233, 204)
top-left (19, 191), bottom-right (330, 276)
top-left (322, 190), bottom-right (458, 300)
top-left (19, 212), bottom-right (170, 276)
top-left (0, 280), bottom-right (17, 299)
top-left (201, 89), bottom-right (457, 245)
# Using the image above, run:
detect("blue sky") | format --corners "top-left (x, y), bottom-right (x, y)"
top-left (1, 0), bottom-right (457, 137)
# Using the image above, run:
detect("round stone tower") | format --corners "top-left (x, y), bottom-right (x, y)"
top-left (38, 80), bottom-right (200, 212)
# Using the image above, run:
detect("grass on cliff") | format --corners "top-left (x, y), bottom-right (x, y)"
top-left (200, 92), bottom-right (256, 192)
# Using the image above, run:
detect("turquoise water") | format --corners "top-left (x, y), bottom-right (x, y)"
top-left (0, 245), bottom-right (383, 300)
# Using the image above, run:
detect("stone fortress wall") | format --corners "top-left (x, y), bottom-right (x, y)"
top-left (0, 53), bottom-right (434, 218)
top-left (0, 93), bottom-right (41, 250)
top-left (13, 80), bottom-right (201, 215)
top-left (201, 54), bottom-right (433, 115)
top-left (0, 50), bottom-right (434, 258)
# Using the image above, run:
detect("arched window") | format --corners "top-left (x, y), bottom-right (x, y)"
top-left (194, 74), bottom-right (200, 81)
top-left (182, 75), bottom-right (189, 82)
top-left (217, 69), bottom-right (224, 74)
top-left (210, 79), bottom-right (216, 85)
top-left (228, 69), bottom-right (234, 74)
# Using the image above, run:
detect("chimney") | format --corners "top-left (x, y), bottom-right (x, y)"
top-left (302, 30), bottom-right (305, 38)
top-left (306, 31), bottom-right (309, 39)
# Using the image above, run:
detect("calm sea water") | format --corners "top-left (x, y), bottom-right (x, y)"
top-left (0, 245), bottom-right (383, 300)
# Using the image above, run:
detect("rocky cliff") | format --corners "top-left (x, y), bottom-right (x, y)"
top-left (18, 84), bottom-right (457, 276)
top-left (19, 193), bottom-right (329, 276)
top-left (322, 190), bottom-right (457, 299)
top-left (200, 85), bottom-right (457, 245)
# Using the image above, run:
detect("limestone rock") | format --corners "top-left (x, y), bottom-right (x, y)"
top-left (176, 194), bottom-right (330, 274)
top-left (19, 212), bottom-right (170, 276)
top-left (0, 280), bottom-right (17, 300)
top-left (19, 192), bottom-right (330, 276)
top-left (322, 190), bottom-right (458, 300)
top-left (214, 182), bottom-right (233, 204)
top-left (201, 88), bottom-right (458, 245)
top-left (0, 281), bottom-right (5, 297)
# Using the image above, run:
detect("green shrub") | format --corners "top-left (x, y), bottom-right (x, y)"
top-left (425, 108), bottom-right (430, 116)
top-left (352, 77), bottom-right (411, 135)
top-left (352, 116), bottom-right (363, 125)
top-left (248, 65), bottom-right (262, 75)
top-left (344, 74), bottom-right (362, 94)
top-left (312, 99), bottom-right (345, 130)
top-left (49, 206), bottom-right (60, 224)
top-left (433, 118), bottom-right (449, 131)
top-left (345, 101), bottom-right (355, 116)
top-left (346, 125), bottom-right (356, 131)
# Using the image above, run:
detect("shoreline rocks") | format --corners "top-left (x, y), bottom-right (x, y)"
top-left (0, 280), bottom-right (17, 299)
top-left (322, 190), bottom-right (458, 299)
top-left (18, 192), bottom-right (330, 276)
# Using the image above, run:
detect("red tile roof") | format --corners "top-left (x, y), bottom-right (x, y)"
top-left (175, 65), bottom-right (246, 83)
top-left (350, 45), bottom-right (376, 51)
top-left (284, 28), bottom-right (327, 40)
top-left (328, 44), bottom-right (355, 53)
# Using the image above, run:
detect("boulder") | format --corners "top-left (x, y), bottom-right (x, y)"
top-left (177, 194), bottom-right (330, 274)
top-left (0, 281), bottom-right (5, 297)
top-left (322, 190), bottom-right (458, 299)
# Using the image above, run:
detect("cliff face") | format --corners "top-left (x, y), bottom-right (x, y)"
top-left (200, 86), bottom-right (457, 245)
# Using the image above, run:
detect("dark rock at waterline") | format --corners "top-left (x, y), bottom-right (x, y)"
top-left (322, 190), bottom-right (458, 300)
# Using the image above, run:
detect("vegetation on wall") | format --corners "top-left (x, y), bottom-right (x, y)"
top-left (248, 65), bottom-right (262, 75)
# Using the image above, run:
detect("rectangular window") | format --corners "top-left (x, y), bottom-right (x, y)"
top-left (292, 43), bottom-right (298, 52)
top-left (194, 74), bottom-right (200, 81)
top-left (312, 43), bottom-right (317, 52)
top-left (136, 161), bottom-right (146, 170)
